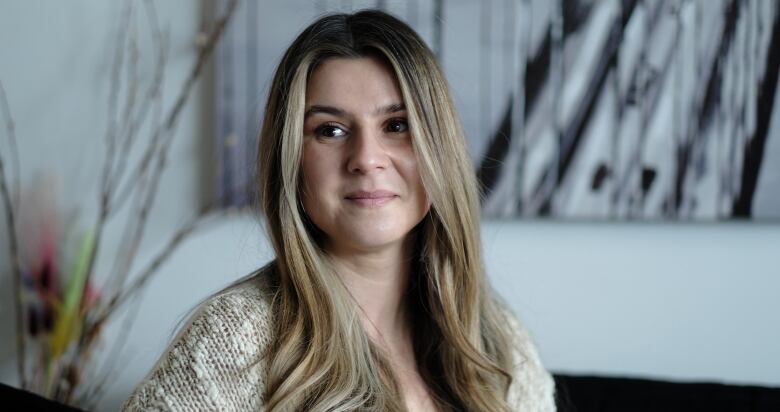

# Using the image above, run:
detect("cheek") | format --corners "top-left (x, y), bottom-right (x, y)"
top-left (399, 153), bottom-right (430, 210)
top-left (300, 147), bottom-right (323, 209)
top-left (301, 144), bottom-right (340, 209)
top-left (300, 155), bottom-right (315, 199)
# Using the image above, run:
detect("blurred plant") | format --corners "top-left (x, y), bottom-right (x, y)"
top-left (10, 175), bottom-right (102, 399)
top-left (0, 0), bottom-right (240, 408)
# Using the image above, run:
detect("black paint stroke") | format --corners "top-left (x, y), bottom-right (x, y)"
top-left (537, 0), bottom-right (638, 215)
top-left (673, 0), bottom-right (740, 213)
top-left (477, 35), bottom-right (547, 198)
top-left (641, 167), bottom-right (656, 194)
top-left (476, 99), bottom-right (513, 198)
top-left (476, 0), bottom-right (593, 198)
top-left (591, 163), bottom-right (610, 191)
top-left (524, 33), bottom-right (552, 120)
top-left (732, 7), bottom-right (780, 217)
top-left (609, 2), bottom-right (681, 214)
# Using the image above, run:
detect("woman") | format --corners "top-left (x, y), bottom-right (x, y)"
top-left (123, 10), bottom-right (555, 412)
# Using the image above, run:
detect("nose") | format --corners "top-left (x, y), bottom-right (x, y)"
top-left (346, 127), bottom-right (390, 174)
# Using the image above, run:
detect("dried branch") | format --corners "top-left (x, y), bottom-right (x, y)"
top-left (105, 0), bottom-right (168, 299)
top-left (61, 205), bottom-right (225, 403)
top-left (118, 26), bottom-right (141, 155)
top-left (107, 144), bottom-right (154, 311)
top-left (67, 6), bottom-right (139, 378)
top-left (91, 0), bottom-right (239, 305)
top-left (0, 84), bottom-right (20, 212)
top-left (101, 207), bottom-right (228, 326)
top-left (107, 0), bottom-right (238, 308)
top-left (106, 0), bottom-right (168, 216)
top-left (78, 0), bottom-right (238, 327)
top-left (109, 0), bottom-right (238, 215)
top-left (91, 196), bottom-right (245, 405)
top-left (101, 0), bottom-right (135, 198)
top-left (0, 80), bottom-right (27, 389)
top-left (61, 1), bottom-right (240, 402)
top-left (108, 0), bottom-right (239, 309)
top-left (3, 0), bottom-right (241, 403)
top-left (81, 203), bottom-right (238, 405)
top-left (80, 293), bottom-right (144, 410)
top-left (109, 25), bottom-right (141, 191)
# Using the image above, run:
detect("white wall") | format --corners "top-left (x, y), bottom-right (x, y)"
top-left (483, 221), bottom-right (780, 386)
top-left (1, 2), bottom-right (779, 412)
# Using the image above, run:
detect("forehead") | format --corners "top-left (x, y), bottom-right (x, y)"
top-left (305, 56), bottom-right (403, 110)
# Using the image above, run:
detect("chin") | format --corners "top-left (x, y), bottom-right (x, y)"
top-left (339, 228), bottom-right (407, 252)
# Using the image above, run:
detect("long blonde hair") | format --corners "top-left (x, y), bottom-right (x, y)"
top-left (256, 10), bottom-right (515, 411)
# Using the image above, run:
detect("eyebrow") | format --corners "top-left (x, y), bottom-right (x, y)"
top-left (304, 102), bottom-right (406, 120)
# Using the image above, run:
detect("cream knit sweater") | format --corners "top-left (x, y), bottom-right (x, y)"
top-left (122, 277), bottom-right (556, 411)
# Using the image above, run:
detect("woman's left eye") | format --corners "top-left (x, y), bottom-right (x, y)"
top-left (313, 124), bottom-right (347, 138)
top-left (385, 119), bottom-right (409, 133)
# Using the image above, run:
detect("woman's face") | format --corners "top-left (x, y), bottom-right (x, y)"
top-left (301, 56), bottom-right (430, 255)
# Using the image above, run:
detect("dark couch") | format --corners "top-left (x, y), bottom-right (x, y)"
top-left (0, 382), bottom-right (85, 411)
top-left (554, 374), bottom-right (780, 412)
top-left (3, 375), bottom-right (780, 411)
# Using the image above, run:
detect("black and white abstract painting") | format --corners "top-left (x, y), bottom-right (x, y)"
top-left (215, 0), bottom-right (780, 220)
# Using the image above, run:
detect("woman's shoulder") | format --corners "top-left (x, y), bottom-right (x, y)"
top-left (205, 271), bottom-right (277, 330)
top-left (176, 271), bottom-right (277, 356)
top-left (500, 306), bottom-right (557, 412)
top-left (121, 270), bottom-right (277, 411)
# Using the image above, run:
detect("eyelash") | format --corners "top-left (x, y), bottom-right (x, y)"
top-left (312, 119), bottom-right (409, 139)
top-left (385, 119), bottom-right (409, 134)
top-left (313, 122), bottom-right (347, 139)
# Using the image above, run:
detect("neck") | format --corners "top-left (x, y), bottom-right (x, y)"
top-left (326, 238), bottom-right (415, 348)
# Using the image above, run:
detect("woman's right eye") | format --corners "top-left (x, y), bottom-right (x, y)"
top-left (314, 124), bottom-right (347, 139)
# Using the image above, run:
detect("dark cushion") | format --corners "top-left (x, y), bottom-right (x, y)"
top-left (0, 383), bottom-right (85, 411)
top-left (554, 374), bottom-right (780, 412)
top-left (4, 375), bottom-right (780, 411)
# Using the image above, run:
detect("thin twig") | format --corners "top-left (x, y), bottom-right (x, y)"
top-left (98, 0), bottom-right (239, 312)
top-left (98, 207), bottom-right (226, 329)
top-left (109, 0), bottom-right (166, 296)
top-left (0, 83), bottom-right (20, 212)
top-left (108, 141), bottom-right (154, 314)
top-left (61, 9), bottom-right (137, 349)
top-left (110, 21), bottom-right (141, 187)
top-left (81, 212), bottom-right (222, 406)
top-left (79, 293), bottom-right (143, 409)
top-left (65, 2), bottom-right (240, 401)
top-left (101, 0), bottom-right (134, 198)
top-left (0, 80), bottom-right (27, 389)
top-left (94, 200), bottom-right (244, 403)
top-left (106, 0), bottom-right (168, 216)
top-left (81, 204), bottom-right (236, 404)
top-left (68, 4), bottom-right (137, 378)
top-left (109, 0), bottom-right (239, 215)
top-left (78, 0), bottom-right (238, 340)
top-left (106, 0), bottom-right (168, 298)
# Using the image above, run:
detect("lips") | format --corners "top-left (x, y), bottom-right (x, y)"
top-left (344, 190), bottom-right (398, 207)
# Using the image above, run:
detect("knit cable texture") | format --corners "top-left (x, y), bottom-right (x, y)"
top-left (122, 279), bottom-right (555, 411)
